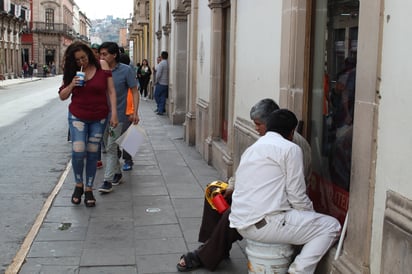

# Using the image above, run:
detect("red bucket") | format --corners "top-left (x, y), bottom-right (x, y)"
top-left (212, 193), bottom-right (230, 214)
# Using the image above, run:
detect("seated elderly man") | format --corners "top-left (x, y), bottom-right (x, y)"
top-left (229, 109), bottom-right (341, 274)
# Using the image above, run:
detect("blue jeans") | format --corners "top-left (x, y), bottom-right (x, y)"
top-left (68, 112), bottom-right (106, 187)
top-left (154, 84), bottom-right (168, 113)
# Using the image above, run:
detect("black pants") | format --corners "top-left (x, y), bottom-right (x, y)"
top-left (196, 199), bottom-right (242, 271)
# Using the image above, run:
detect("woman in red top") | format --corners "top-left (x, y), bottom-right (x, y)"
top-left (59, 41), bottom-right (118, 207)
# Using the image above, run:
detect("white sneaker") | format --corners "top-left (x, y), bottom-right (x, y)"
top-left (143, 97), bottom-right (147, 101)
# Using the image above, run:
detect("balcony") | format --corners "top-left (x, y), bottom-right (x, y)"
top-left (29, 22), bottom-right (90, 42)
top-left (31, 21), bottom-right (74, 37)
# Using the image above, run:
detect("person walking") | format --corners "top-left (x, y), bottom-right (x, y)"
top-left (154, 51), bottom-right (169, 115)
top-left (98, 42), bottom-right (140, 193)
top-left (137, 59), bottom-right (152, 100)
top-left (58, 41), bottom-right (118, 207)
top-left (22, 62), bottom-right (29, 78)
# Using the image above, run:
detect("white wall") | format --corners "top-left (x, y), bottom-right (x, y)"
top-left (196, 0), bottom-right (211, 102)
top-left (154, 0), bottom-right (168, 56)
top-left (233, 0), bottom-right (283, 121)
top-left (371, 1), bottom-right (412, 272)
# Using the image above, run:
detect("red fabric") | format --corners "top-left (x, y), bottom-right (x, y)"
top-left (61, 69), bottom-right (112, 120)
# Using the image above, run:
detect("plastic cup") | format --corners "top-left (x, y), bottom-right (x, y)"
top-left (76, 71), bottom-right (85, 86)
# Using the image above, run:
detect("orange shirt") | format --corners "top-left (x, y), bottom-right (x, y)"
top-left (126, 88), bottom-right (134, 115)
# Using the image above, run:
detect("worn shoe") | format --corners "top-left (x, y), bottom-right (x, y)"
top-left (156, 111), bottom-right (164, 115)
top-left (112, 173), bottom-right (123, 186)
top-left (96, 160), bottom-right (103, 169)
top-left (122, 163), bottom-right (133, 171)
top-left (98, 181), bottom-right (113, 193)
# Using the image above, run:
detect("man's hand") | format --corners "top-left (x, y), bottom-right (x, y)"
top-left (223, 188), bottom-right (233, 199)
top-left (131, 113), bottom-right (140, 125)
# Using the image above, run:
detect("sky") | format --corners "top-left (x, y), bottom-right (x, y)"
top-left (76, 0), bottom-right (133, 20)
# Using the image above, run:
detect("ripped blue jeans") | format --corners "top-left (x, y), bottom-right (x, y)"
top-left (68, 112), bottom-right (106, 187)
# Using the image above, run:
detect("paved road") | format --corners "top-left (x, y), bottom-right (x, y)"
top-left (0, 76), bottom-right (71, 272)
top-left (1, 77), bottom-right (249, 273)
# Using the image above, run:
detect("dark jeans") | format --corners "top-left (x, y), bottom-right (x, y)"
top-left (140, 78), bottom-right (150, 97)
top-left (154, 84), bottom-right (168, 113)
top-left (196, 199), bottom-right (242, 271)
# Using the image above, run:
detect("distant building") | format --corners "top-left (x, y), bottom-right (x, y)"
top-left (129, 0), bottom-right (151, 65)
top-left (0, 0), bottom-right (29, 79)
top-left (21, 0), bottom-right (91, 75)
top-left (119, 27), bottom-right (128, 49)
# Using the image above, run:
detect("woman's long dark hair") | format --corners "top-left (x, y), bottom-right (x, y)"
top-left (62, 41), bottom-right (100, 86)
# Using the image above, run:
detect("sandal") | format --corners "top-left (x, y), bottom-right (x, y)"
top-left (84, 191), bottom-right (96, 207)
top-left (176, 252), bottom-right (202, 272)
top-left (71, 186), bottom-right (84, 205)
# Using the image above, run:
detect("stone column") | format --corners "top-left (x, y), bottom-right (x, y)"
top-left (162, 23), bottom-right (171, 52)
top-left (204, 0), bottom-right (226, 163)
top-left (183, 0), bottom-right (197, 146)
top-left (171, 4), bottom-right (188, 124)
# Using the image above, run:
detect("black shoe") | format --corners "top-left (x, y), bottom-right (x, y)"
top-left (112, 173), bottom-right (123, 186)
top-left (84, 191), bottom-right (96, 207)
top-left (98, 181), bottom-right (113, 193)
top-left (156, 112), bottom-right (164, 115)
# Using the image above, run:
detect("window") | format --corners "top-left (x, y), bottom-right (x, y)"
top-left (307, 0), bottom-right (359, 224)
top-left (45, 8), bottom-right (54, 30)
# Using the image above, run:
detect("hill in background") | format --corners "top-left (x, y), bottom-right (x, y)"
top-left (90, 16), bottom-right (127, 44)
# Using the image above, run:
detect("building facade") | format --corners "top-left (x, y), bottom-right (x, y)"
top-left (145, 0), bottom-right (412, 273)
top-left (0, 0), bottom-right (29, 79)
top-left (21, 0), bottom-right (90, 76)
top-left (129, 0), bottom-right (152, 67)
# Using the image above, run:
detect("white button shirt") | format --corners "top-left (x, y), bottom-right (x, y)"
top-left (229, 132), bottom-right (313, 230)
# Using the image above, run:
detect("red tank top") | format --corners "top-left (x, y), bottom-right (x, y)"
top-left (62, 69), bottom-right (112, 120)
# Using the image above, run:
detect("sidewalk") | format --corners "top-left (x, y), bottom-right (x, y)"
top-left (0, 77), bottom-right (43, 88)
top-left (17, 98), bottom-right (248, 273)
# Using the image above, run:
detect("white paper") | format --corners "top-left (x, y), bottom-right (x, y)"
top-left (116, 124), bottom-right (147, 157)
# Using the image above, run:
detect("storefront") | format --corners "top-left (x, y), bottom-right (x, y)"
top-left (307, 0), bottom-right (359, 226)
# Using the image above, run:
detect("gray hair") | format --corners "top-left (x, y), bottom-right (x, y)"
top-left (249, 98), bottom-right (280, 125)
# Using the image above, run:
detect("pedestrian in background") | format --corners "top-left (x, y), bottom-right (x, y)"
top-left (58, 41), bottom-right (118, 207)
top-left (33, 62), bottom-right (38, 77)
top-left (137, 59), bottom-right (152, 100)
top-left (22, 62), bottom-right (29, 78)
top-left (154, 51), bottom-right (169, 115)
